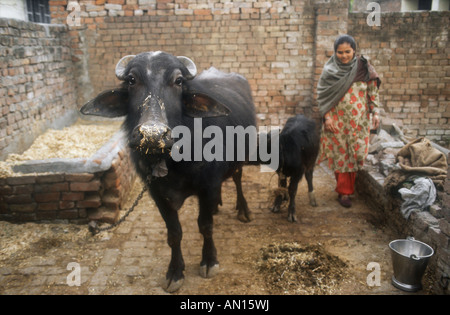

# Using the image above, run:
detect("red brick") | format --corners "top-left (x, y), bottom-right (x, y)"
top-left (77, 194), bottom-right (102, 208)
top-left (59, 200), bottom-right (75, 210)
top-left (104, 177), bottom-right (120, 190)
top-left (0, 185), bottom-right (12, 194)
top-left (58, 209), bottom-right (79, 219)
top-left (6, 176), bottom-right (36, 185)
top-left (102, 193), bottom-right (120, 210)
top-left (49, 1), bottom-right (68, 6)
top-left (194, 9), bottom-right (211, 15)
top-left (35, 192), bottom-right (60, 203)
top-left (62, 192), bottom-right (85, 201)
top-left (34, 182), bottom-right (69, 193)
top-left (37, 202), bottom-right (59, 211)
top-left (9, 203), bottom-right (37, 213)
top-left (65, 173), bottom-right (95, 182)
top-left (4, 194), bottom-right (33, 204)
top-left (36, 211), bottom-right (57, 220)
top-left (11, 185), bottom-right (34, 194)
top-left (70, 180), bottom-right (101, 192)
top-left (35, 174), bottom-right (65, 184)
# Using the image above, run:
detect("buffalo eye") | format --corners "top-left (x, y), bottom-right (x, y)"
top-left (174, 76), bottom-right (183, 87)
top-left (126, 75), bottom-right (136, 86)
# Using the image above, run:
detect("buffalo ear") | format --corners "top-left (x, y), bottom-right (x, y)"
top-left (183, 91), bottom-right (231, 118)
top-left (80, 88), bottom-right (128, 117)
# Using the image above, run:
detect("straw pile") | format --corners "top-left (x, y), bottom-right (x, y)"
top-left (0, 120), bottom-right (121, 178)
top-left (257, 242), bottom-right (349, 295)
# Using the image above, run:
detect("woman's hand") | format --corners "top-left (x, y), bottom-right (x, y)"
top-left (324, 116), bottom-right (338, 133)
top-left (372, 113), bottom-right (380, 130)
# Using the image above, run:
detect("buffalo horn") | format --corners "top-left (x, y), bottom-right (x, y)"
top-left (115, 55), bottom-right (136, 80)
top-left (177, 56), bottom-right (197, 78)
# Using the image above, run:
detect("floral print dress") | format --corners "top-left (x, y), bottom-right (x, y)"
top-left (317, 80), bottom-right (380, 173)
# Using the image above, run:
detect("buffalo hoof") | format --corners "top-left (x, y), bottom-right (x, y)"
top-left (309, 191), bottom-right (317, 207)
top-left (199, 263), bottom-right (220, 278)
top-left (271, 205), bottom-right (281, 213)
top-left (287, 213), bottom-right (297, 223)
top-left (237, 210), bottom-right (253, 223)
top-left (162, 277), bottom-right (184, 293)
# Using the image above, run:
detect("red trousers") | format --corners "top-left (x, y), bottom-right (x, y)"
top-left (335, 172), bottom-right (356, 195)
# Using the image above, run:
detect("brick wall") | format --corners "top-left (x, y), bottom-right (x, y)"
top-left (0, 18), bottom-right (79, 160)
top-left (349, 11), bottom-right (450, 146)
top-left (1, 2), bottom-right (448, 159)
top-left (51, 0), bottom-right (319, 126)
top-left (46, 1), bottom-right (450, 146)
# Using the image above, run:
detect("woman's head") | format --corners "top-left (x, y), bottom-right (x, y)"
top-left (334, 35), bottom-right (356, 64)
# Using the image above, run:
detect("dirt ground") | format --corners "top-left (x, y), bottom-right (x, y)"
top-left (0, 165), bottom-right (433, 295)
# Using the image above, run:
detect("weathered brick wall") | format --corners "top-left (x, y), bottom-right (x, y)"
top-left (47, 1), bottom-right (450, 146)
top-left (0, 18), bottom-right (79, 160)
top-left (51, 0), bottom-right (319, 126)
top-left (349, 11), bottom-right (450, 146)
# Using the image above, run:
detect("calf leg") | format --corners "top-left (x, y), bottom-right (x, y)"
top-left (151, 191), bottom-right (185, 293)
top-left (272, 173), bottom-right (288, 213)
top-left (198, 189), bottom-right (220, 278)
top-left (305, 168), bottom-right (317, 207)
top-left (232, 167), bottom-right (253, 222)
top-left (287, 173), bottom-right (302, 222)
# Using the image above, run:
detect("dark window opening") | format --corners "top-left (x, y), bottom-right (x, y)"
top-left (26, 0), bottom-right (51, 24)
top-left (418, 0), bottom-right (432, 10)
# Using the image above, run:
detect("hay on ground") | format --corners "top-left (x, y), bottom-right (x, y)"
top-left (257, 242), bottom-right (349, 295)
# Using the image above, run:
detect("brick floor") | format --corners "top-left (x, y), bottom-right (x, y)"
top-left (0, 165), bottom-right (428, 295)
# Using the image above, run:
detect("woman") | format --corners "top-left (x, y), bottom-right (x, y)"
top-left (317, 35), bottom-right (381, 208)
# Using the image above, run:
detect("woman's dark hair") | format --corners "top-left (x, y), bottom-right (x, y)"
top-left (334, 35), bottom-right (357, 52)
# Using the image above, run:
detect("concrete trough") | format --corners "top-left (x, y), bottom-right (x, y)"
top-left (0, 122), bottom-right (136, 224)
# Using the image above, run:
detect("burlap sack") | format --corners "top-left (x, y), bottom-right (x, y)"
top-left (384, 138), bottom-right (448, 194)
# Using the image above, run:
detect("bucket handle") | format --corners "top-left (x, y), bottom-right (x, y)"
top-left (407, 237), bottom-right (421, 260)
top-left (410, 254), bottom-right (420, 261)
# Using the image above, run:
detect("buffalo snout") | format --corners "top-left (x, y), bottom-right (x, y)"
top-left (130, 122), bottom-right (173, 155)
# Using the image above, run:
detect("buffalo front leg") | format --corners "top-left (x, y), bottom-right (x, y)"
top-left (198, 191), bottom-right (220, 278)
top-left (152, 191), bottom-right (185, 293)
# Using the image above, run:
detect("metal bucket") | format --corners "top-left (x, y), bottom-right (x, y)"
top-left (389, 237), bottom-right (434, 292)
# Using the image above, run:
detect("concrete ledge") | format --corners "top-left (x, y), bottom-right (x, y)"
top-left (12, 130), bottom-right (126, 174)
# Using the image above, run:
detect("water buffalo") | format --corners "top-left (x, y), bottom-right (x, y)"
top-left (266, 115), bottom-right (320, 222)
top-left (80, 51), bottom-right (256, 292)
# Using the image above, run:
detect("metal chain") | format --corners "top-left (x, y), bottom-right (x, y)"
top-left (88, 177), bottom-right (151, 235)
